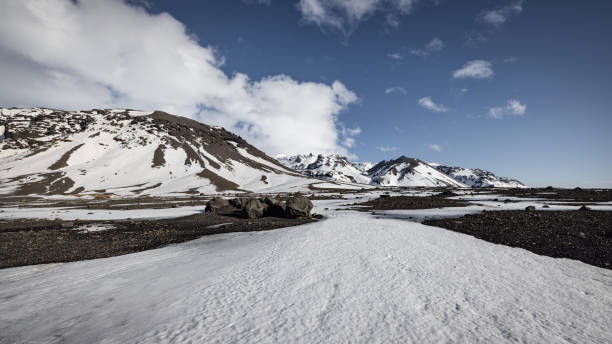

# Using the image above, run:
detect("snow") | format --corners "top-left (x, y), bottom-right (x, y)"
top-left (1, 210), bottom-right (610, 343)
top-left (0, 205), bottom-right (206, 221)
top-left (0, 108), bottom-right (315, 196)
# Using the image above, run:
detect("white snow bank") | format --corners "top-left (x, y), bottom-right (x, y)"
top-left (1, 212), bottom-right (610, 343)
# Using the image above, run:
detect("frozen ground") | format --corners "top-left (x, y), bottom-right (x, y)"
top-left (1, 206), bottom-right (611, 343)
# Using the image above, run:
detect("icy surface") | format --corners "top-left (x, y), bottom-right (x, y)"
top-left (1, 211), bottom-right (611, 343)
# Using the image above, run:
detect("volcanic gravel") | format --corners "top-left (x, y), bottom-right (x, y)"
top-left (0, 211), bottom-right (315, 269)
top-left (354, 194), bottom-right (467, 210)
top-left (424, 210), bottom-right (612, 269)
top-left (496, 187), bottom-right (612, 203)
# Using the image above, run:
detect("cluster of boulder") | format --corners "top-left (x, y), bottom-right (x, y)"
top-left (205, 195), bottom-right (314, 219)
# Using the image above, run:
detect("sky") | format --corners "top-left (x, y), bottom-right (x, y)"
top-left (0, 0), bottom-right (611, 187)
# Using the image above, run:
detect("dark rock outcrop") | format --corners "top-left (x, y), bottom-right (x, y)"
top-left (242, 199), bottom-right (268, 219)
top-left (285, 196), bottom-right (313, 218)
top-left (205, 197), bottom-right (230, 212)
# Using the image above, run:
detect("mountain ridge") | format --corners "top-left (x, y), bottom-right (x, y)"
top-left (278, 153), bottom-right (526, 188)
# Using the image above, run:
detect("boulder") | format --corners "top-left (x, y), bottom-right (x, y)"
top-left (263, 197), bottom-right (285, 217)
top-left (525, 206), bottom-right (536, 212)
top-left (205, 197), bottom-right (230, 212)
top-left (579, 205), bottom-right (591, 211)
top-left (242, 199), bottom-right (268, 219)
top-left (285, 196), bottom-right (313, 218)
top-left (229, 198), bottom-right (247, 209)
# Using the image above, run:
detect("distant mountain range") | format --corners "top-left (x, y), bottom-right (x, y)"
top-left (278, 154), bottom-right (526, 188)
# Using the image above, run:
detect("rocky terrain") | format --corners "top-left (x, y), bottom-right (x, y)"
top-left (353, 192), bottom-right (468, 210)
top-left (0, 194), bottom-right (316, 269)
top-left (425, 209), bottom-right (612, 269)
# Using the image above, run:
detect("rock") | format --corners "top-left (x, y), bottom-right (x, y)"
top-left (60, 221), bottom-right (74, 228)
top-left (312, 213), bottom-right (324, 219)
top-left (542, 204), bottom-right (550, 208)
top-left (242, 199), bottom-right (268, 219)
top-left (380, 194), bottom-right (390, 199)
top-left (229, 198), bottom-right (247, 209)
top-left (525, 206), bottom-right (536, 212)
top-left (579, 205), bottom-right (591, 211)
top-left (285, 196), bottom-right (313, 218)
top-left (205, 197), bottom-right (230, 212)
top-left (263, 197), bottom-right (285, 217)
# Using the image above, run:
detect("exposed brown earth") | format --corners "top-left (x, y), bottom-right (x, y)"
top-left (424, 210), bottom-right (612, 269)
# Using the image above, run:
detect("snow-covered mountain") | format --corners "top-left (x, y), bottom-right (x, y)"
top-left (276, 153), bottom-right (371, 184)
top-left (430, 163), bottom-right (526, 188)
top-left (278, 154), bottom-right (466, 187)
top-left (368, 156), bottom-right (466, 187)
top-left (0, 108), bottom-right (310, 196)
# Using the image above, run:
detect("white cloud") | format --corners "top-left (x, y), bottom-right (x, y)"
top-left (377, 146), bottom-right (398, 152)
top-left (297, 0), bottom-right (419, 35)
top-left (480, 0), bottom-right (523, 26)
top-left (452, 60), bottom-right (494, 79)
top-left (418, 97), bottom-right (448, 113)
top-left (0, 0), bottom-right (359, 156)
top-left (428, 144), bottom-right (441, 152)
top-left (388, 52), bottom-right (403, 60)
top-left (385, 86), bottom-right (407, 95)
top-left (410, 37), bottom-right (445, 57)
top-left (488, 99), bottom-right (526, 119)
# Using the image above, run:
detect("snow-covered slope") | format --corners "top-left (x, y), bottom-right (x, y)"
top-left (1, 209), bottom-right (610, 343)
top-left (0, 108), bottom-right (310, 196)
top-left (369, 156), bottom-right (466, 187)
top-left (278, 154), bottom-right (465, 187)
top-left (431, 163), bottom-right (526, 188)
top-left (277, 153), bottom-right (371, 184)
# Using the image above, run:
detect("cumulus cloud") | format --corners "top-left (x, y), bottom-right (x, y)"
top-left (297, 0), bottom-right (419, 35)
top-left (377, 146), bottom-right (398, 152)
top-left (385, 86), bottom-right (407, 95)
top-left (428, 144), bottom-right (441, 152)
top-left (488, 99), bottom-right (526, 119)
top-left (452, 60), bottom-right (494, 79)
top-left (0, 0), bottom-right (358, 156)
top-left (410, 37), bottom-right (445, 56)
top-left (480, 0), bottom-right (523, 26)
top-left (418, 97), bottom-right (448, 113)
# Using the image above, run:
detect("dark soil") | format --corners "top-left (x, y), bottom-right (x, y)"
top-left (497, 187), bottom-right (612, 203)
top-left (0, 211), bottom-right (315, 269)
top-left (354, 194), bottom-right (468, 210)
top-left (424, 210), bottom-right (612, 269)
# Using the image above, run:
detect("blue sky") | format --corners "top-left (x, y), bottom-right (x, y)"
top-left (1, 0), bottom-right (611, 187)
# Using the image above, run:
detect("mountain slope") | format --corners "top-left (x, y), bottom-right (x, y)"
top-left (430, 163), bottom-right (526, 188)
top-left (0, 108), bottom-right (310, 196)
top-left (276, 153), bottom-right (371, 184)
top-left (368, 156), bottom-right (466, 187)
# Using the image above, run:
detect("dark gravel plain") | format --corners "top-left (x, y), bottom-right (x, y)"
top-left (425, 210), bottom-right (612, 269)
top-left (0, 210), bottom-right (315, 269)
top-left (353, 193), bottom-right (468, 210)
